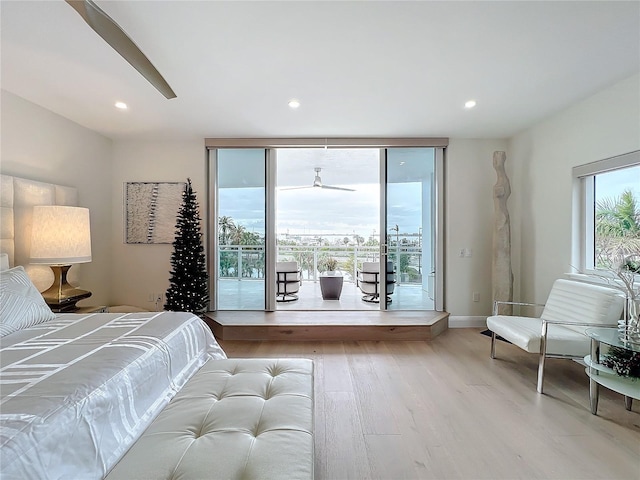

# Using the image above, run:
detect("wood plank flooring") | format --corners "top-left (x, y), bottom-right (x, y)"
top-left (219, 328), bottom-right (640, 480)
top-left (206, 310), bottom-right (449, 341)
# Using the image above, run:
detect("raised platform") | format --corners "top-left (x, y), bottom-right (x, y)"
top-left (204, 310), bottom-right (449, 341)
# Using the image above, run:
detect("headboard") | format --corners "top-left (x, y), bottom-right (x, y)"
top-left (0, 174), bottom-right (79, 291)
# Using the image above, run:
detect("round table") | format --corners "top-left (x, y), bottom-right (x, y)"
top-left (584, 327), bottom-right (640, 415)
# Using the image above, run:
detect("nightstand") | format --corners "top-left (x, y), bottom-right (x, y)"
top-left (53, 305), bottom-right (108, 314)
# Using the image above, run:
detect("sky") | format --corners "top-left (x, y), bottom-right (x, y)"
top-left (218, 148), bottom-right (433, 240)
top-left (595, 164), bottom-right (640, 202)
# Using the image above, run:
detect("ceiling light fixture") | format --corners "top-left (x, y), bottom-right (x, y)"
top-left (115, 101), bottom-right (128, 110)
top-left (464, 100), bottom-right (477, 109)
top-left (288, 99), bottom-right (300, 109)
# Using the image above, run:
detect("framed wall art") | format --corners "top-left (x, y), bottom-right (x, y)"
top-left (124, 182), bottom-right (185, 244)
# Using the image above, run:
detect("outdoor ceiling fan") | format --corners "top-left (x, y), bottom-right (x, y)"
top-left (65, 0), bottom-right (176, 99)
top-left (281, 168), bottom-right (355, 192)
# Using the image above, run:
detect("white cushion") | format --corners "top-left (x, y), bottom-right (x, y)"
top-left (487, 315), bottom-right (593, 356)
top-left (107, 358), bottom-right (314, 480)
top-left (540, 279), bottom-right (624, 333)
top-left (276, 261), bottom-right (299, 273)
top-left (0, 266), bottom-right (55, 337)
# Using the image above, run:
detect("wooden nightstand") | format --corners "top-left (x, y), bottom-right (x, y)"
top-left (53, 305), bottom-right (108, 314)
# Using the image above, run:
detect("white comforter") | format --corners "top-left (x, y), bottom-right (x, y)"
top-left (0, 311), bottom-right (226, 480)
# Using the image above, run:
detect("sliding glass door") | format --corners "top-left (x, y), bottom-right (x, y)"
top-left (207, 140), bottom-right (445, 312)
top-left (212, 149), bottom-right (266, 310)
top-left (381, 148), bottom-right (439, 311)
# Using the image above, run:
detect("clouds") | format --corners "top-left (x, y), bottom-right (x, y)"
top-left (218, 147), bottom-right (431, 239)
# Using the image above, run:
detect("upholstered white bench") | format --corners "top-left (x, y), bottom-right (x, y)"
top-left (107, 358), bottom-right (314, 480)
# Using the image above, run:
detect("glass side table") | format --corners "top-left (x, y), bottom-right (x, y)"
top-left (584, 327), bottom-right (640, 415)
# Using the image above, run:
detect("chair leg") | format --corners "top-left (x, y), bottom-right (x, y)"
top-left (537, 353), bottom-right (546, 394)
top-left (490, 332), bottom-right (497, 359)
top-left (537, 322), bottom-right (548, 394)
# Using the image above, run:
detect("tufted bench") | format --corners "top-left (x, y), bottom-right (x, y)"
top-left (106, 358), bottom-right (314, 480)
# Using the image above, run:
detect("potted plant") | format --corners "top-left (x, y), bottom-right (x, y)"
top-left (325, 257), bottom-right (338, 274)
top-left (318, 256), bottom-right (343, 300)
top-left (318, 256), bottom-right (339, 275)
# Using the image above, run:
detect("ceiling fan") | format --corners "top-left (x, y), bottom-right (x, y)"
top-left (65, 0), bottom-right (176, 99)
top-left (281, 168), bottom-right (355, 192)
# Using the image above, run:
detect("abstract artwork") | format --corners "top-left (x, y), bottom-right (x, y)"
top-left (125, 182), bottom-right (185, 244)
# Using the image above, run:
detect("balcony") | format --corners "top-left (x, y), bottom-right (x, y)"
top-left (217, 244), bottom-right (434, 310)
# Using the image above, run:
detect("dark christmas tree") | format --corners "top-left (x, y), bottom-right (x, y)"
top-left (164, 179), bottom-right (209, 315)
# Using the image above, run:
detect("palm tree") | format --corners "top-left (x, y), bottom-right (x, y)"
top-left (218, 216), bottom-right (235, 245)
top-left (230, 224), bottom-right (246, 245)
top-left (595, 189), bottom-right (640, 268)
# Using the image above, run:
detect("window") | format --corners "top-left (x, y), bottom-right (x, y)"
top-left (574, 151), bottom-right (640, 272)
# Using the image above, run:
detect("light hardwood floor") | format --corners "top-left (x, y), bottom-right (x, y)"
top-left (219, 328), bottom-right (640, 480)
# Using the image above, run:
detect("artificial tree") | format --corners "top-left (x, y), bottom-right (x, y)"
top-left (164, 179), bottom-right (209, 315)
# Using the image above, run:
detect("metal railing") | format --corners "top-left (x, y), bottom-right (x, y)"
top-left (218, 244), bottom-right (425, 284)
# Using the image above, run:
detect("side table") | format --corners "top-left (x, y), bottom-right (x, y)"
top-left (584, 327), bottom-right (640, 415)
top-left (53, 305), bottom-right (107, 314)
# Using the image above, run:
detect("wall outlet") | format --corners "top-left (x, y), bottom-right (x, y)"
top-left (148, 292), bottom-right (155, 302)
top-left (472, 292), bottom-right (480, 302)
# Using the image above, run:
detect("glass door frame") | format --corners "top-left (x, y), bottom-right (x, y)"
top-left (206, 138), bottom-right (447, 312)
top-left (207, 147), bottom-right (275, 312)
top-left (379, 148), bottom-right (444, 311)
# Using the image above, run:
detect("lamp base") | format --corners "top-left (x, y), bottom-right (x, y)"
top-left (41, 265), bottom-right (92, 312)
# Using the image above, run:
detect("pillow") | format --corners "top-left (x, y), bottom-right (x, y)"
top-left (0, 266), bottom-right (55, 337)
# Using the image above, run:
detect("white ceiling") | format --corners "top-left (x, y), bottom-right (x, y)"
top-left (2, 1), bottom-right (639, 141)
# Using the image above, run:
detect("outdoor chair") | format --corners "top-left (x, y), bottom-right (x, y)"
top-left (276, 261), bottom-right (302, 302)
top-left (356, 261), bottom-right (396, 303)
top-left (486, 279), bottom-right (625, 393)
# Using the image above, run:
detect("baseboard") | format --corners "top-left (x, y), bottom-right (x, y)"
top-left (448, 315), bottom-right (487, 328)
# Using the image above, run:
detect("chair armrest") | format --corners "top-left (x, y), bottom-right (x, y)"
top-left (492, 300), bottom-right (545, 315)
top-left (539, 319), bottom-right (618, 356)
top-left (541, 319), bottom-right (618, 329)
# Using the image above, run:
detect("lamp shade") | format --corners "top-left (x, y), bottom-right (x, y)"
top-left (30, 206), bottom-right (92, 264)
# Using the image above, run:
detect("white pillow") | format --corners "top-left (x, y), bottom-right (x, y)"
top-left (0, 266), bottom-right (55, 337)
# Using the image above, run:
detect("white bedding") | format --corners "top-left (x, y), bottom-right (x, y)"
top-left (0, 311), bottom-right (226, 480)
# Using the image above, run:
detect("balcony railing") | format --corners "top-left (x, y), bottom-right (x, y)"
top-left (218, 244), bottom-right (425, 284)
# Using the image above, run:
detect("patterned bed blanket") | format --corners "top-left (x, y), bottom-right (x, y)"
top-left (0, 311), bottom-right (226, 480)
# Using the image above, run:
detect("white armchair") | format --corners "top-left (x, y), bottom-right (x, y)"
top-left (486, 279), bottom-right (625, 393)
top-left (276, 261), bottom-right (302, 302)
top-left (356, 261), bottom-right (396, 303)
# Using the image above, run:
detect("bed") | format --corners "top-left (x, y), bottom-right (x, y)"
top-left (0, 289), bottom-right (226, 479)
top-left (1, 260), bottom-right (314, 480)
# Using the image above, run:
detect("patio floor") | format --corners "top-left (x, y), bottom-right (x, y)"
top-left (217, 278), bottom-right (434, 311)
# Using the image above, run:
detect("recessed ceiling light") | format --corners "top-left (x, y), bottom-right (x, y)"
top-left (115, 101), bottom-right (128, 110)
top-left (464, 100), bottom-right (477, 109)
top-left (288, 99), bottom-right (300, 109)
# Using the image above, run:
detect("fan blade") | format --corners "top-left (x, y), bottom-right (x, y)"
top-left (279, 186), bottom-right (315, 191)
top-left (66, 0), bottom-right (177, 99)
top-left (320, 185), bottom-right (356, 192)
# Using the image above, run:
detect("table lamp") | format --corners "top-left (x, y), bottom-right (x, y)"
top-left (30, 205), bottom-right (92, 312)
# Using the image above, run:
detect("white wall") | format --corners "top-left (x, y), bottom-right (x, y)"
top-left (0, 91), bottom-right (113, 306)
top-left (110, 141), bottom-right (206, 309)
top-left (508, 73), bottom-right (640, 305)
top-left (6, 73), bottom-right (637, 318)
top-left (445, 139), bottom-right (508, 324)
